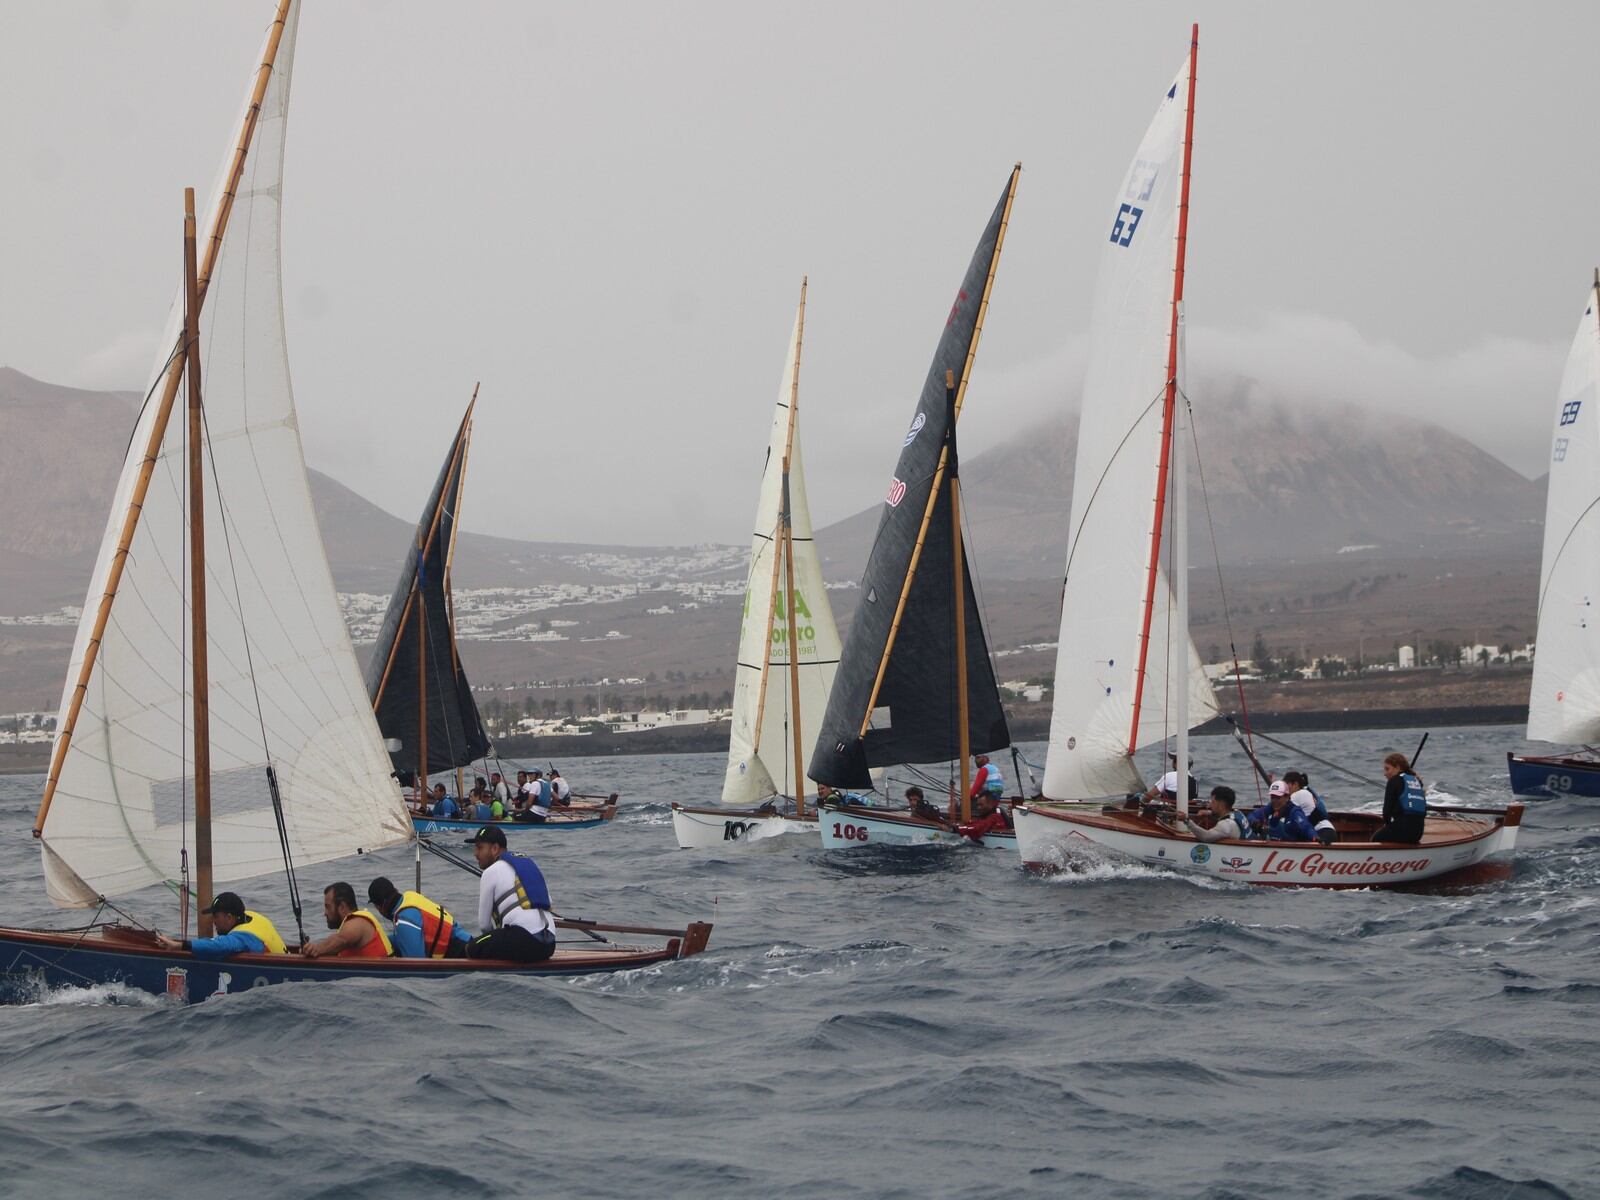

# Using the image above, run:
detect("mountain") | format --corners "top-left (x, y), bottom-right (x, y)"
top-left (816, 375), bottom-right (1544, 580)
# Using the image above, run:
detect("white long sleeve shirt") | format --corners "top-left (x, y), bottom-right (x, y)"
top-left (477, 858), bottom-right (555, 936)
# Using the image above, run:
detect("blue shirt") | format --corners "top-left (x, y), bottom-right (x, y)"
top-left (430, 796), bottom-right (460, 819)
top-left (1247, 802), bottom-right (1318, 842)
top-left (188, 929), bottom-right (272, 959)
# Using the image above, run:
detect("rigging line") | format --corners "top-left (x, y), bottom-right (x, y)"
top-left (197, 399), bottom-right (305, 942)
top-left (1183, 386), bottom-right (1263, 803)
top-left (1226, 721), bottom-right (1381, 789)
top-left (121, 338), bottom-right (189, 461)
top-left (1057, 386), bottom-right (1167, 588)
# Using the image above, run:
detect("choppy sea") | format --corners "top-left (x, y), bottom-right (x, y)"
top-left (0, 724), bottom-right (1595, 1199)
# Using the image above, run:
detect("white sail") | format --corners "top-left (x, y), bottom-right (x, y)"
top-left (721, 303), bottom-right (843, 804)
top-left (40, 2), bottom-right (412, 907)
top-left (1044, 53), bottom-right (1217, 801)
top-left (1528, 278), bottom-right (1600, 743)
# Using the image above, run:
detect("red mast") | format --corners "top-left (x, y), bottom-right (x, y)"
top-left (1127, 23), bottom-right (1199, 755)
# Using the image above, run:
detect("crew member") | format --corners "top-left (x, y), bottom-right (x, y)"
top-left (968, 754), bottom-right (1006, 804)
top-left (428, 783), bottom-right (460, 819)
top-left (466, 826), bottom-right (557, 963)
top-left (1284, 770), bottom-right (1336, 845)
top-left (1374, 753), bottom-right (1427, 844)
top-left (515, 770), bottom-right (552, 823)
top-left (301, 882), bottom-right (393, 958)
top-left (367, 876), bottom-right (470, 958)
top-left (1177, 785), bottom-right (1253, 842)
top-left (1145, 752), bottom-right (1198, 803)
top-left (905, 786), bottom-right (947, 824)
top-left (549, 768), bottom-right (573, 808)
top-left (958, 793), bottom-right (1012, 842)
top-left (155, 892), bottom-right (288, 958)
top-left (1245, 781), bottom-right (1318, 841)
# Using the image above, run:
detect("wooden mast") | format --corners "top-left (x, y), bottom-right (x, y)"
top-left (446, 386), bottom-right (478, 802)
top-left (1127, 25), bottom-right (1199, 756)
top-left (34, 0), bottom-right (296, 838)
top-left (858, 164), bottom-right (1020, 737)
top-left (416, 521), bottom-right (428, 805)
top-left (782, 279), bottom-right (809, 818)
top-left (946, 369), bottom-right (972, 824)
top-left (751, 279), bottom-right (806, 796)
top-left (183, 188), bottom-right (215, 937)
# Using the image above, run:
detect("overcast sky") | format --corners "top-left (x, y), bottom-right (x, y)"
top-left (3, 1), bottom-right (1598, 546)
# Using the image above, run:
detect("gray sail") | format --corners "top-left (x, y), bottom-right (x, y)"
top-left (809, 168), bottom-right (1017, 789)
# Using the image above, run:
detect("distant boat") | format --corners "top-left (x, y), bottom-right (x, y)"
top-left (365, 393), bottom-right (617, 834)
top-left (808, 165), bottom-right (1022, 852)
top-left (0, 0), bottom-right (706, 1002)
top-left (1013, 27), bottom-right (1523, 886)
top-left (672, 280), bottom-right (843, 848)
top-left (1509, 271), bottom-right (1600, 798)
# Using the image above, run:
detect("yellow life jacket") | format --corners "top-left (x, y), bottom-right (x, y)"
top-left (236, 910), bottom-right (288, 955)
top-left (338, 909), bottom-right (394, 958)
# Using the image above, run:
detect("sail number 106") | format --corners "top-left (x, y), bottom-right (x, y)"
top-left (832, 822), bottom-right (868, 843)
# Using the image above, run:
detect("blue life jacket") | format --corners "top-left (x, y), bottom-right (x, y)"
top-left (1398, 773), bottom-right (1427, 816)
top-left (1227, 810), bottom-right (1254, 840)
top-left (490, 853), bottom-right (552, 927)
top-left (1306, 788), bottom-right (1329, 823)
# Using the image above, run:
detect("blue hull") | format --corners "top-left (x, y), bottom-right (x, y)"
top-left (0, 922), bottom-right (707, 1005)
top-left (1506, 751), bottom-right (1600, 798)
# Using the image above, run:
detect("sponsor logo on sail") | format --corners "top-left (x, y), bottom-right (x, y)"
top-left (903, 412), bottom-right (927, 447)
top-left (946, 288), bottom-right (969, 327)
top-left (886, 477), bottom-right (907, 507)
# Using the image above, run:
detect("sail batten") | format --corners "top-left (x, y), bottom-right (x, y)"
top-left (808, 169), bottom-right (1019, 790)
top-left (1044, 50), bottom-right (1216, 802)
top-left (721, 295), bottom-right (843, 805)
top-left (39, 0), bottom-right (412, 908)
top-left (1528, 280), bottom-right (1600, 744)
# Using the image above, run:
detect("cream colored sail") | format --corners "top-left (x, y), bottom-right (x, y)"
top-left (39, 2), bottom-right (411, 907)
top-left (721, 301), bottom-right (842, 804)
top-left (1043, 53), bottom-right (1216, 801)
top-left (1528, 277), bottom-right (1600, 743)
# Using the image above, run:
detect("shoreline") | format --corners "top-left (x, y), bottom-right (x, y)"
top-left (0, 704), bottom-right (1529, 776)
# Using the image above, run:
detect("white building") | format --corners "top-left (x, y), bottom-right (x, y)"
top-left (1398, 645), bottom-right (1415, 669)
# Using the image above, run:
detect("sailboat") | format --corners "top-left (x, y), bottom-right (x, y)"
top-left (0, 1), bottom-right (708, 1002)
top-left (366, 393), bottom-right (616, 834)
top-left (1509, 271), bottom-right (1600, 798)
top-left (672, 280), bottom-right (843, 848)
top-left (1013, 27), bottom-right (1522, 886)
top-left (809, 166), bottom-right (1022, 851)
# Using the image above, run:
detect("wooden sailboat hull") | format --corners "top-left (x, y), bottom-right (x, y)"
top-left (1013, 802), bottom-right (1523, 889)
top-left (0, 919), bottom-right (711, 1005)
top-left (1506, 751), bottom-right (1600, 798)
top-left (412, 803), bottom-right (617, 836)
top-left (670, 804), bottom-right (818, 849)
top-left (816, 802), bottom-right (1015, 851)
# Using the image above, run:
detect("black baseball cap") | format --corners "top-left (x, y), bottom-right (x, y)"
top-left (201, 891), bottom-right (246, 919)
top-left (466, 825), bottom-right (507, 847)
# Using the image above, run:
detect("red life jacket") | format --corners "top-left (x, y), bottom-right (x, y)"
top-left (397, 890), bottom-right (457, 957)
top-left (337, 909), bottom-right (394, 958)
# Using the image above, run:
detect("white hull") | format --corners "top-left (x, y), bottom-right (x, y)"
top-left (1014, 803), bottom-right (1523, 888)
top-left (670, 804), bottom-right (818, 849)
top-left (817, 804), bottom-right (1014, 851)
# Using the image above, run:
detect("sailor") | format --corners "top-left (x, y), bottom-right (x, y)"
top-left (367, 876), bottom-right (470, 958)
top-left (1284, 770), bottom-right (1337, 845)
top-left (155, 891), bottom-right (288, 958)
top-left (428, 783), bottom-right (460, 820)
top-left (549, 768), bottom-right (573, 808)
top-left (515, 769), bottom-right (552, 823)
top-left (1245, 781), bottom-right (1318, 842)
top-left (968, 754), bottom-right (1006, 804)
top-left (1176, 785), bottom-right (1252, 842)
top-left (1374, 753), bottom-right (1427, 844)
top-left (957, 792), bottom-right (1012, 842)
top-left (491, 771), bottom-right (512, 808)
top-left (465, 826), bottom-right (557, 963)
top-left (1144, 752), bottom-right (1198, 803)
top-left (904, 785), bottom-right (948, 824)
top-left (301, 881), bottom-right (393, 958)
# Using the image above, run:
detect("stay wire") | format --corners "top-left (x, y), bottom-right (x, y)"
top-left (1184, 385), bottom-right (1265, 806)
